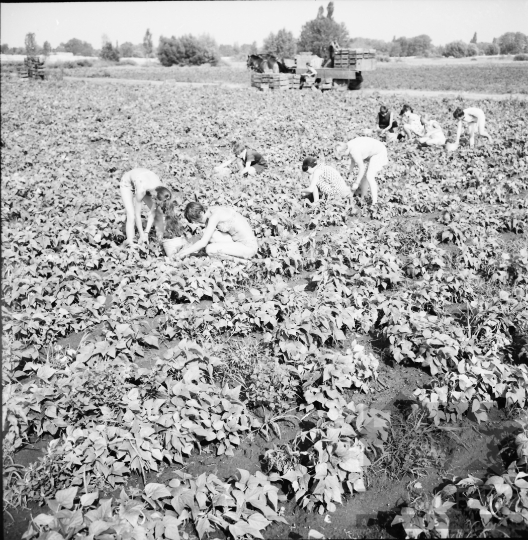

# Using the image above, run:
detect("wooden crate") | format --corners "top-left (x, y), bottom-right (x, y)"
top-left (24, 56), bottom-right (45, 79)
top-left (252, 72), bottom-right (293, 90)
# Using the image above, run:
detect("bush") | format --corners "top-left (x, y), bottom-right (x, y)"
top-left (46, 59), bottom-right (94, 69)
top-left (478, 42), bottom-right (500, 55)
top-left (157, 34), bottom-right (219, 67)
top-left (119, 58), bottom-right (137, 66)
top-left (514, 53), bottom-right (528, 61)
top-left (443, 40), bottom-right (468, 58)
top-left (466, 43), bottom-right (479, 57)
top-left (100, 42), bottom-right (120, 62)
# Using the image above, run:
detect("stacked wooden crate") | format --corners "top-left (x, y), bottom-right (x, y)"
top-left (251, 72), bottom-right (264, 89)
top-left (334, 48), bottom-right (376, 70)
top-left (251, 73), bottom-right (293, 90)
top-left (23, 56), bottom-right (45, 79)
top-left (267, 73), bottom-right (292, 90)
top-left (291, 73), bottom-right (302, 89)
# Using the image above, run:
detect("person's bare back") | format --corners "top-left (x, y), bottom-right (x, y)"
top-left (346, 137), bottom-right (387, 163)
top-left (209, 206), bottom-right (256, 247)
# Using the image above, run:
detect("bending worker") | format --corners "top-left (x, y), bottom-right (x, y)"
top-left (335, 137), bottom-right (388, 206)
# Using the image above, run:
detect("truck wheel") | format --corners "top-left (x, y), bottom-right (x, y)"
top-left (348, 72), bottom-right (364, 90)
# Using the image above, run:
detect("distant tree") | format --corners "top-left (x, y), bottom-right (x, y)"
top-left (327, 1), bottom-right (334, 19)
top-left (470, 32), bottom-right (477, 44)
top-left (63, 38), bottom-right (94, 56)
top-left (477, 42), bottom-right (495, 55)
top-left (132, 44), bottom-right (145, 58)
top-left (101, 34), bottom-right (110, 48)
top-left (263, 29), bottom-right (297, 58)
top-left (408, 34), bottom-right (432, 56)
top-left (434, 44), bottom-right (446, 57)
top-left (25, 33), bottom-right (38, 56)
top-left (496, 32), bottom-right (527, 54)
top-left (317, 6), bottom-right (325, 19)
top-left (157, 34), bottom-right (219, 66)
top-left (1, 43), bottom-right (10, 54)
top-left (466, 43), bottom-right (479, 56)
top-left (350, 37), bottom-right (391, 55)
top-left (297, 2), bottom-right (349, 58)
top-left (219, 43), bottom-right (235, 56)
top-left (119, 42), bottom-right (135, 57)
top-left (143, 29), bottom-right (153, 58)
top-left (485, 42), bottom-right (500, 55)
top-left (389, 40), bottom-right (403, 57)
top-left (443, 40), bottom-right (468, 58)
top-left (231, 43), bottom-right (255, 60)
top-left (389, 35), bottom-right (432, 57)
top-left (43, 41), bottom-right (52, 56)
top-left (100, 41), bottom-right (120, 61)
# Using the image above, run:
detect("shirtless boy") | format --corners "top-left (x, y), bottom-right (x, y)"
top-left (175, 202), bottom-right (258, 261)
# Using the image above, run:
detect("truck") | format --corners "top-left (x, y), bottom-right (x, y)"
top-left (250, 48), bottom-right (377, 91)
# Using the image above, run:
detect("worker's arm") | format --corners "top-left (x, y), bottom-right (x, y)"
top-left (144, 198), bottom-right (157, 236)
top-left (218, 156), bottom-right (236, 168)
top-left (455, 120), bottom-right (463, 143)
top-left (301, 170), bottom-right (321, 205)
top-left (175, 213), bottom-right (221, 259)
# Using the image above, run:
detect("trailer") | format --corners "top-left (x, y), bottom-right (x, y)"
top-left (295, 48), bottom-right (377, 90)
top-left (251, 48), bottom-right (377, 91)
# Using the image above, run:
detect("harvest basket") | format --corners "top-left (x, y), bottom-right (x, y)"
top-left (163, 237), bottom-right (188, 257)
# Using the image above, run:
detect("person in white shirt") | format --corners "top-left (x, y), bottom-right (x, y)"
top-left (418, 115), bottom-right (446, 146)
top-left (400, 105), bottom-right (424, 140)
top-left (335, 137), bottom-right (388, 205)
top-left (453, 107), bottom-right (492, 148)
top-left (300, 62), bottom-right (318, 89)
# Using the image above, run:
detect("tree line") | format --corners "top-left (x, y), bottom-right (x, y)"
top-left (2, 2), bottom-right (527, 66)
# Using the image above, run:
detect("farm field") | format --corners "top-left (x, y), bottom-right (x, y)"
top-left (37, 62), bottom-right (528, 95)
top-left (2, 77), bottom-right (528, 539)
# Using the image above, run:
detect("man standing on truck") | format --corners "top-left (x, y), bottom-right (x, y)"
top-left (323, 41), bottom-right (340, 68)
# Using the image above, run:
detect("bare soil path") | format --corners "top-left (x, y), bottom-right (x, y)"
top-left (65, 76), bottom-right (528, 101)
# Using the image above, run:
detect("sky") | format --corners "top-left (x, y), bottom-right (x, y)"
top-left (1, 0), bottom-right (527, 50)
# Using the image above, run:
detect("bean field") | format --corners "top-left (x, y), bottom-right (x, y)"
top-left (2, 75), bottom-right (528, 539)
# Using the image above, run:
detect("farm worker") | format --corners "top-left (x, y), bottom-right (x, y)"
top-left (323, 41), bottom-right (340, 68)
top-left (300, 62), bottom-right (318, 89)
top-left (400, 105), bottom-right (424, 140)
top-left (175, 202), bottom-right (258, 261)
top-left (377, 105), bottom-right (398, 136)
top-left (418, 115), bottom-right (446, 146)
top-left (335, 137), bottom-right (388, 205)
top-left (453, 107), bottom-right (492, 148)
top-left (300, 156), bottom-right (353, 206)
top-left (120, 168), bottom-right (172, 247)
top-left (216, 141), bottom-right (268, 177)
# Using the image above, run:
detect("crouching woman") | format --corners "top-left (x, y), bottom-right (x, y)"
top-left (174, 202), bottom-right (258, 261)
top-left (301, 156), bottom-right (353, 206)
